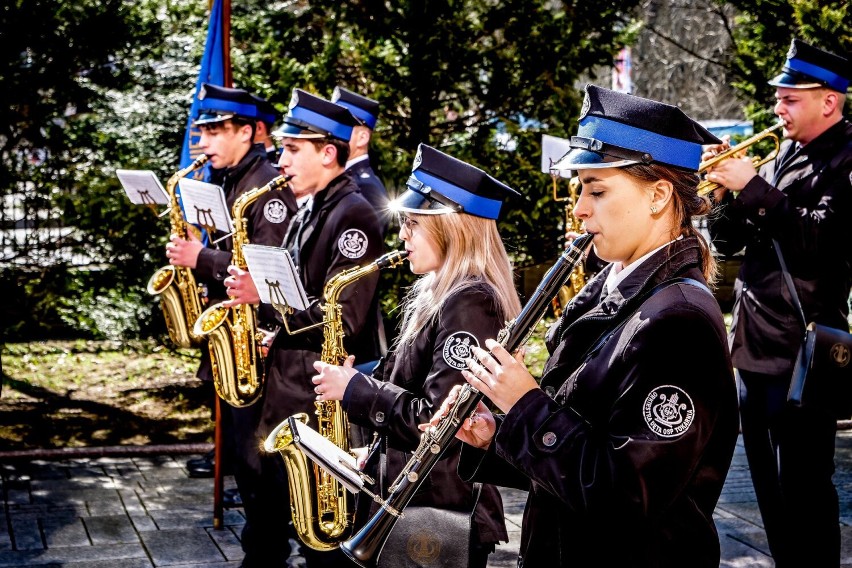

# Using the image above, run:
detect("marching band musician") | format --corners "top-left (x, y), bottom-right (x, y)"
top-left (441, 85), bottom-right (739, 567)
top-left (223, 89), bottom-right (384, 567)
top-left (706, 40), bottom-right (852, 567)
top-left (330, 86), bottom-right (390, 233)
top-left (165, 84), bottom-right (297, 483)
top-left (311, 144), bottom-right (521, 567)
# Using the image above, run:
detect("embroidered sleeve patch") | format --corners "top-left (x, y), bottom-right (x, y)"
top-left (442, 331), bottom-right (479, 370)
top-left (642, 385), bottom-right (695, 438)
top-left (263, 199), bottom-right (287, 223)
top-left (338, 229), bottom-right (368, 258)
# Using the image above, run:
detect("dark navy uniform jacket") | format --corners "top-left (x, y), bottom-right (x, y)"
top-left (260, 172), bottom-right (384, 436)
top-left (460, 237), bottom-right (738, 567)
top-left (192, 144), bottom-right (297, 381)
top-left (348, 157), bottom-right (390, 234)
top-left (195, 144), bottom-right (296, 294)
top-left (344, 283), bottom-right (510, 545)
top-left (710, 119), bottom-right (852, 375)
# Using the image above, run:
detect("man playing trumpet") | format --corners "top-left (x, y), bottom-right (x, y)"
top-left (707, 39), bottom-right (852, 567)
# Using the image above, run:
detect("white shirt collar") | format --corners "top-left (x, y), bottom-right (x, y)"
top-left (345, 154), bottom-right (369, 170)
top-left (602, 236), bottom-right (682, 298)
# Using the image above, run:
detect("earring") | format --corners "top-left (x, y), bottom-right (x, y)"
top-left (650, 203), bottom-right (658, 214)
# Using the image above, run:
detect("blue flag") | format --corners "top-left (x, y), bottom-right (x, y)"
top-left (179, 0), bottom-right (226, 178)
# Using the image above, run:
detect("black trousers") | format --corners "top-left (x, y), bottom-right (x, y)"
top-left (738, 369), bottom-right (839, 568)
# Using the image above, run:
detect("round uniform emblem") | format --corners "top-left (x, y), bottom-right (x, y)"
top-left (337, 229), bottom-right (368, 259)
top-left (442, 331), bottom-right (479, 370)
top-left (406, 531), bottom-right (441, 564)
top-left (831, 342), bottom-right (851, 367)
top-left (642, 385), bottom-right (695, 439)
top-left (263, 199), bottom-right (287, 224)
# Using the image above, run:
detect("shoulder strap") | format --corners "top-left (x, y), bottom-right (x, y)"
top-left (584, 277), bottom-right (710, 360)
top-left (771, 238), bottom-right (808, 331)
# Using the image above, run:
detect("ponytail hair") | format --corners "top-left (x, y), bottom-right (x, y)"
top-left (622, 163), bottom-right (718, 285)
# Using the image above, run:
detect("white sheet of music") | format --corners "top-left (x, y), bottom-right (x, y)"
top-left (289, 416), bottom-right (364, 494)
top-left (116, 169), bottom-right (169, 205)
top-left (242, 244), bottom-right (310, 311)
top-left (177, 178), bottom-right (234, 234)
top-left (541, 134), bottom-right (574, 178)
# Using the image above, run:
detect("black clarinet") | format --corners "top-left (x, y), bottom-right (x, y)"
top-left (341, 233), bottom-right (593, 567)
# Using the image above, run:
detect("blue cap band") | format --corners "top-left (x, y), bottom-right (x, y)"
top-left (286, 105), bottom-right (353, 140)
top-left (786, 59), bottom-right (849, 92)
top-left (335, 102), bottom-right (377, 129)
top-left (412, 170), bottom-right (503, 219)
top-left (198, 98), bottom-right (257, 119)
top-left (578, 115), bottom-right (702, 170)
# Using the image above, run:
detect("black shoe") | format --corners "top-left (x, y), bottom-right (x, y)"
top-left (223, 487), bottom-right (243, 508)
top-left (186, 450), bottom-right (214, 478)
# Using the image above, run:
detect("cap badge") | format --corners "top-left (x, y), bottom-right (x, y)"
top-left (787, 43), bottom-right (797, 59)
top-left (579, 92), bottom-right (591, 121)
top-left (198, 86), bottom-right (207, 101)
top-left (288, 91), bottom-right (299, 110)
top-left (412, 147), bottom-right (423, 171)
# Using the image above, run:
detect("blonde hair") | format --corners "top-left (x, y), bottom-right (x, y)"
top-left (396, 213), bottom-right (522, 346)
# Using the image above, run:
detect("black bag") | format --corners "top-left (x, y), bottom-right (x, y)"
top-left (787, 322), bottom-right (852, 418)
top-left (376, 503), bottom-right (475, 568)
top-left (373, 438), bottom-right (480, 568)
top-left (774, 241), bottom-right (852, 418)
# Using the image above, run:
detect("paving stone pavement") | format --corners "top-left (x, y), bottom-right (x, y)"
top-left (3, 433), bottom-right (852, 567)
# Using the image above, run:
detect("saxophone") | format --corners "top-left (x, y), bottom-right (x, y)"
top-left (340, 235), bottom-right (593, 567)
top-left (146, 155), bottom-right (210, 349)
top-left (263, 250), bottom-right (409, 551)
top-left (552, 176), bottom-right (588, 317)
top-left (192, 175), bottom-right (291, 407)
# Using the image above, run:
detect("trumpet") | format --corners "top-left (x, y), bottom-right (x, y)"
top-left (697, 122), bottom-right (784, 196)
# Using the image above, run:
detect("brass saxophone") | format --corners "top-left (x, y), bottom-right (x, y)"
top-left (263, 250), bottom-right (409, 551)
top-left (147, 155), bottom-right (210, 349)
top-left (552, 175), bottom-right (588, 317)
top-left (192, 175), bottom-right (291, 407)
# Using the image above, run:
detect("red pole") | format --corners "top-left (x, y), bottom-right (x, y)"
top-left (213, 0), bottom-right (232, 530)
top-left (223, 0), bottom-right (232, 88)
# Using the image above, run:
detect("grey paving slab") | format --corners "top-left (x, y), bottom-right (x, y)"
top-left (41, 517), bottom-right (89, 548)
top-left (8, 519), bottom-right (41, 551)
top-left (82, 515), bottom-right (139, 545)
top-left (206, 527), bottom-right (244, 562)
top-left (0, 543), bottom-right (149, 567)
top-left (139, 528), bottom-right (225, 566)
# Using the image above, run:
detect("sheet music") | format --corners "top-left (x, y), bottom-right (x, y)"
top-left (177, 178), bottom-right (234, 235)
top-left (289, 416), bottom-right (364, 494)
top-left (116, 169), bottom-right (169, 205)
top-left (541, 134), bottom-right (574, 178)
top-left (242, 244), bottom-right (310, 311)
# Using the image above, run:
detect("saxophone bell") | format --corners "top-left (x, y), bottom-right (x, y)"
top-left (263, 250), bottom-right (409, 551)
top-left (148, 155), bottom-right (210, 349)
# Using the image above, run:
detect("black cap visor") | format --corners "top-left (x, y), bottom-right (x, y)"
top-left (551, 137), bottom-right (652, 172)
top-left (388, 176), bottom-right (463, 215)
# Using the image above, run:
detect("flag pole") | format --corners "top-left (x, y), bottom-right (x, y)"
top-left (212, 0), bottom-right (231, 532)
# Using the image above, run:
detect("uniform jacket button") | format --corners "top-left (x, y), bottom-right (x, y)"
top-left (375, 411), bottom-right (385, 423)
top-left (542, 432), bottom-right (557, 447)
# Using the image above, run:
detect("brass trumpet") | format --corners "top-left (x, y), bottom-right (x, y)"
top-left (697, 122), bottom-right (784, 196)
